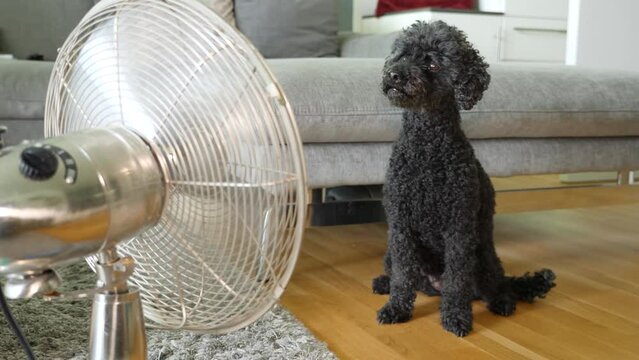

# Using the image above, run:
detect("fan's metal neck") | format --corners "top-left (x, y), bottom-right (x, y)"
top-left (89, 249), bottom-right (147, 360)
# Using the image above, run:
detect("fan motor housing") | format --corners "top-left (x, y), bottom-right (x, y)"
top-left (0, 127), bottom-right (165, 277)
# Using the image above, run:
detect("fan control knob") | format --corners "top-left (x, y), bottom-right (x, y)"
top-left (19, 146), bottom-right (59, 180)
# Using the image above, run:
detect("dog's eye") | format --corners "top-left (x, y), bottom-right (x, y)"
top-left (428, 63), bottom-right (441, 72)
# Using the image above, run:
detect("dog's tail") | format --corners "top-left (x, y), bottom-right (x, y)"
top-left (505, 269), bottom-right (556, 302)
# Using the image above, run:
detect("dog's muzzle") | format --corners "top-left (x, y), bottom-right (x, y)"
top-left (383, 71), bottom-right (406, 98)
top-left (384, 67), bottom-right (423, 99)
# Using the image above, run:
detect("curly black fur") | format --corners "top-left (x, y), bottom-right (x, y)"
top-left (372, 21), bottom-right (556, 337)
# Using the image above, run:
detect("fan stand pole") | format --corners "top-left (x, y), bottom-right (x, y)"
top-left (89, 249), bottom-right (147, 360)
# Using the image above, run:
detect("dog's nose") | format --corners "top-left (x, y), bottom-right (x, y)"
top-left (389, 72), bottom-right (400, 82)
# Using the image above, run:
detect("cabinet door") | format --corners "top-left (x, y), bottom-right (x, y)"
top-left (500, 17), bottom-right (567, 63)
top-left (504, 0), bottom-right (568, 19)
top-left (431, 13), bottom-right (503, 64)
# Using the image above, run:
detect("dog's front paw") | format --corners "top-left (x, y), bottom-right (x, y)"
top-left (372, 275), bottom-right (390, 294)
top-left (441, 302), bottom-right (473, 337)
top-left (377, 302), bottom-right (412, 324)
top-left (488, 297), bottom-right (516, 317)
top-left (441, 312), bottom-right (473, 337)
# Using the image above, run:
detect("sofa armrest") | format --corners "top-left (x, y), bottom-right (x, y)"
top-left (339, 32), bottom-right (398, 58)
top-left (0, 60), bottom-right (53, 120)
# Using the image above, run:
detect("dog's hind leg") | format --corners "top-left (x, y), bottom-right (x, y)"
top-left (372, 275), bottom-right (390, 294)
top-left (476, 242), bottom-right (516, 316)
top-left (377, 228), bottom-right (419, 324)
top-left (372, 250), bottom-right (392, 294)
top-left (475, 177), bottom-right (517, 316)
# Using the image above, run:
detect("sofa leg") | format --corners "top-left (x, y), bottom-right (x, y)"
top-left (617, 170), bottom-right (635, 185)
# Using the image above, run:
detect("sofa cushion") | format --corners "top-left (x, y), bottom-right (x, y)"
top-left (199, 0), bottom-right (236, 26)
top-left (4, 58), bottom-right (639, 145)
top-left (267, 58), bottom-right (639, 143)
top-left (0, 119), bottom-right (43, 146)
top-left (339, 32), bottom-right (399, 58)
top-left (0, 0), bottom-right (236, 61)
top-left (0, 60), bottom-right (52, 121)
top-left (234, 0), bottom-right (339, 58)
top-left (0, 0), bottom-right (94, 61)
top-left (304, 138), bottom-right (639, 188)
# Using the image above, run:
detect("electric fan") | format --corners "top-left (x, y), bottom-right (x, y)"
top-left (0, 0), bottom-right (306, 358)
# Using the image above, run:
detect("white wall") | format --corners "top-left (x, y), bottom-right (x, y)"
top-left (566, 0), bottom-right (639, 72)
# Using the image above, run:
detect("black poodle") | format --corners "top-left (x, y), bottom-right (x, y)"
top-left (372, 21), bottom-right (556, 337)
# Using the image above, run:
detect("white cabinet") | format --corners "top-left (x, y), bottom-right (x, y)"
top-left (478, 0), bottom-right (505, 13)
top-left (500, 17), bottom-right (567, 62)
top-left (359, 11), bottom-right (503, 63)
top-left (355, 0), bottom-right (569, 64)
top-left (505, 0), bottom-right (569, 19)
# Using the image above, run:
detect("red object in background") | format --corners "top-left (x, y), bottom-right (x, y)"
top-left (376, 0), bottom-right (474, 17)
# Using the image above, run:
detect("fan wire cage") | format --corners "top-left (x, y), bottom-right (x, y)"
top-left (44, 0), bottom-right (307, 333)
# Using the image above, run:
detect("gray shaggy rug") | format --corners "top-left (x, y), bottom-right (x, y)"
top-left (0, 262), bottom-right (336, 360)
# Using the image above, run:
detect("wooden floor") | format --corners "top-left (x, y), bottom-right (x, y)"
top-left (281, 180), bottom-right (639, 360)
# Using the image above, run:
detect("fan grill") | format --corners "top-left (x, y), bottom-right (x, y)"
top-left (45, 0), bottom-right (306, 333)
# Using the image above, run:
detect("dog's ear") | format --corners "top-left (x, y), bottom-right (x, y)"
top-left (450, 33), bottom-right (490, 110)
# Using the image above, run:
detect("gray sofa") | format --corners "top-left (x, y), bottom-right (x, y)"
top-left (2, 1), bottom-right (639, 192)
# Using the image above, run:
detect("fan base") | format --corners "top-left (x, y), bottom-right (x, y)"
top-left (89, 288), bottom-right (147, 360)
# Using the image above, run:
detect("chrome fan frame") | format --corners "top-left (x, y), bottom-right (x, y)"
top-left (44, 0), bottom-right (307, 334)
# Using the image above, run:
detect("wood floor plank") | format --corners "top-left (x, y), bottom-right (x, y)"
top-left (469, 327), bottom-right (550, 360)
top-left (289, 250), bottom-right (501, 359)
top-left (495, 185), bottom-right (639, 213)
top-left (285, 282), bottom-right (405, 360)
top-left (521, 304), bottom-right (639, 358)
top-left (281, 186), bottom-right (639, 359)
